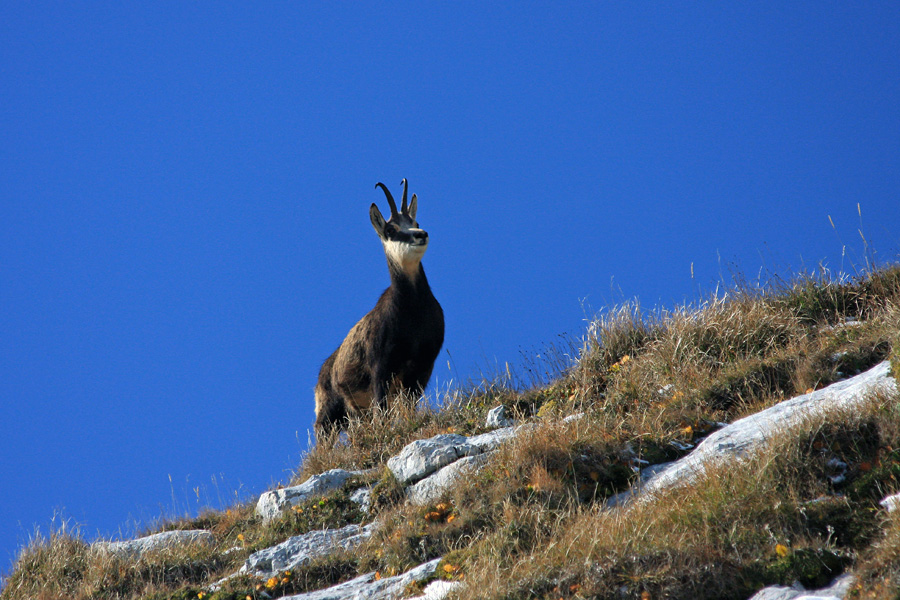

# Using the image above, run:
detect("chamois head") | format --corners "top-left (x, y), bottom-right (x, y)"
top-left (370, 179), bottom-right (429, 277)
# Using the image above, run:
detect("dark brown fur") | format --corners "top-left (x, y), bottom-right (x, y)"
top-left (314, 181), bottom-right (444, 439)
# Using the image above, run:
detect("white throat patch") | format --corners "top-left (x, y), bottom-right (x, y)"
top-left (383, 239), bottom-right (428, 277)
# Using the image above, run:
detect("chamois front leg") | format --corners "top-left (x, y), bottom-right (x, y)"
top-left (372, 363), bottom-right (390, 410)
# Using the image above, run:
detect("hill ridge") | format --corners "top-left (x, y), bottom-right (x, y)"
top-left (4, 265), bottom-right (900, 599)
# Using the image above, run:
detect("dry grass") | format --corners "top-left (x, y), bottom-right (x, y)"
top-left (0, 523), bottom-right (231, 600)
top-left (3, 264), bottom-right (900, 600)
top-left (455, 389), bottom-right (900, 599)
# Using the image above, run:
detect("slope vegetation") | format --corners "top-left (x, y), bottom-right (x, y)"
top-left (3, 265), bottom-right (900, 600)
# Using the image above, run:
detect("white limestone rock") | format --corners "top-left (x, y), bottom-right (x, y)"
top-left (411, 579), bottom-right (463, 599)
top-left (350, 486), bottom-right (373, 513)
top-left (562, 412), bottom-right (585, 424)
top-left (256, 468), bottom-right (358, 522)
top-left (94, 530), bottom-right (214, 558)
top-left (387, 434), bottom-right (479, 485)
top-left (639, 361), bottom-right (897, 499)
top-left (243, 523), bottom-right (376, 579)
top-left (467, 427), bottom-right (516, 452)
top-left (279, 557), bottom-right (441, 600)
top-left (408, 454), bottom-right (491, 505)
top-left (486, 405), bottom-right (514, 428)
top-left (748, 573), bottom-right (855, 600)
top-left (880, 492), bottom-right (900, 512)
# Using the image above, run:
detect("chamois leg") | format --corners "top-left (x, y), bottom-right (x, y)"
top-left (314, 397), bottom-right (348, 441)
top-left (314, 383), bottom-right (349, 441)
top-left (373, 376), bottom-right (388, 411)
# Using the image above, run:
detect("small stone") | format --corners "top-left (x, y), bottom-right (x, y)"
top-left (485, 405), bottom-right (514, 428)
top-left (350, 487), bottom-right (372, 513)
top-left (562, 412), bottom-right (585, 423)
top-left (880, 492), bottom-right (900, 512)
top-left (410, 579), bottom-right (464, 600)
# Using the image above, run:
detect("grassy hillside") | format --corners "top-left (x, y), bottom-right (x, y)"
top-left (3, 265), bottom-right (900, 600)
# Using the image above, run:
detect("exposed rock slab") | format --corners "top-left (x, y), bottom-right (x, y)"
top-left (639, 361), bottom-right (897, 499)
top-left (748, 573), bottom-right (855, 600)
top-left (94, 530), bottom-right (214, 558)
top-left (242, 523), bottom-right (376, 579)
top-left (467, 427), bottom-right (516, 452)
top-left (256, 469), bottom-right (360, 521)
top-left (387, 425), bottom-right (522, 491)
top-left (408, 454), bottom-right (491, 505)
top-left (387, 434), bottom-right (479, 485)
top-left (279, 557), bottom-right (441, 600)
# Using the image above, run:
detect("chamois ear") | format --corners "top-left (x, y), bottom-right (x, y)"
top-left (408, 194), bottom-right (418, 220)
top-left (370, 203), bottom-right (386, 238)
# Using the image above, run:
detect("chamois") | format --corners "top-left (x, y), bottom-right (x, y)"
top-left (314, 179), bottom-right (444, 439)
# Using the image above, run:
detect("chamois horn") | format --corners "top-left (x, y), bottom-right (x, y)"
top-left (375, 182), bottom-right (399, 218)
top-left (400, 178), bottom-right (409, 214)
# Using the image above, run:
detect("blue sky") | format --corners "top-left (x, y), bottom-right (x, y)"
top-left (2, 2), bottom-right (899, 575)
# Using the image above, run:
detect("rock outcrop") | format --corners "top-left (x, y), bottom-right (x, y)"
top-left (256, 468), bottom-right (369, 521)
top-left (94, 530), bottom-right (214, 558)
top-left (278, 558), bottom-right (442, 600)
top-left (748, 573), bottom-right (855, 600)
top-left (243, 523), bottom-right (377, 579)
top-left (637, 360), bottom-right (897, 500)
top-left (387, 434), bottom-right (480, 486)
